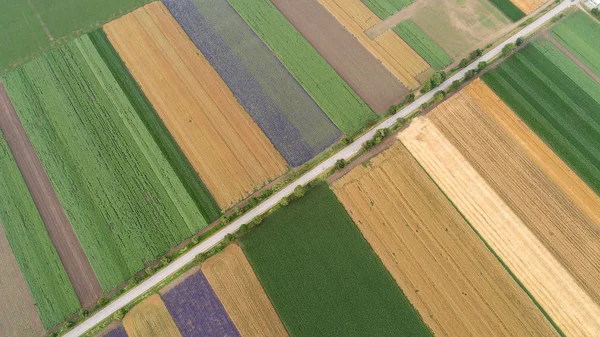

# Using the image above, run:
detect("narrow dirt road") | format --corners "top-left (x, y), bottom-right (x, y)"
top-left (0, 83), bottom-right (102, 308)
top-left (544, 32), bottom-right (600, 84)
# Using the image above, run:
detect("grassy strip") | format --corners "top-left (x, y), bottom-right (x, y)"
top-left (0, 135), bottom-right (80, 328)
top-left (361, 0), bottom-right (412, 19)
top-left (240, 183), bottom-right (432, 336)
top-left (88, 29), bottom-right (220, 222)
top-left (226, 0), bottom-right (377, 136)
top-left (551, 11), bottom-right (600, 77)
top-left (393, 20), bottom-right (453, 70)
top-left (488, 0), bottom-right (526, 22)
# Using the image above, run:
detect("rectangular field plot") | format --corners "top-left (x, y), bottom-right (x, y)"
top-left (240, 183), bottom-right (431, 337)
top-left (400, 87), bottom-right (600, 335)
top-left (361, 0), bottom-right (412, 19)
top-left (332, 141), bottom-right (558, 336)
top-left (105, 2), bottom-right (287, 208)
top-left (270, 0), bottom-right (407, 113)
top-left (226, 0), bottom-right (377, 134)
top-left (488, 0), bottom-right (526, 21)
top-left (393, 20), bottom-right (452, 70)
top-left (161, 270), bottom-right (240, 336)
top-left (162, 0), bottom-right (341, 166)
top-left (483, 40), bottom-right (600, 196)
top-left (552, 11), bottom-right (600, 77)
top-left (2, 33), bottom-right (214, 291)
top-left (0, 133), bottom-right (79, 328)
top-left (123, 295), bottom-right (181, 337)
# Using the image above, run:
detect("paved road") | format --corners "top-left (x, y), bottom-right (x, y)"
top-left (65, 1), bottom-right (574, 335)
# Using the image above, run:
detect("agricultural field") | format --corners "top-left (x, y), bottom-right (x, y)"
top-left (0, 0), bottom-right (152, 73)
top-left (226, 0), bottom-right (377, 133)
top-left (332, 141), bottom-right (559, 336)
top-left (0, 132), bottom-right (80, 328)
top-left (361, 0), bottom-right (413, 19)
top-left (270, 0), bottom-right (408, 113)
top-left (123, 295), bottom-right (181, 337)
top-left (102, 326), bottom-right (128, 337)
top-left (1, 33), bottom-right (214, 292)
top-left (483, 39), bottom-right (600, 196)
top-left (104, 2), bottom-right (287, 207)
top-left (240, 183), bottom-right (431, 336)
top-left (161, 0), bottom-right (341, 166)
top-left (161, 270), bottom-right (240, 336)
top-left (202, 244), bottom-right (288, 337)
top-left (393, 20), bottom-right (453, 70)
top-left (488, 0), bottom-right (526, 20)
top-left (551, 11), bottom-right (600, 77)
top-left (400, 86), bottom-right (600, 335)
top-left (318, 0), bottom-right (430, 89)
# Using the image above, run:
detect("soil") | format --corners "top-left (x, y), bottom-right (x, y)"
top-left (0, 220), bottom-right (45, 337)
top-left (0, 83), bottom-right (102, 308)
top-left (271, 0), bottom-right (408, 113)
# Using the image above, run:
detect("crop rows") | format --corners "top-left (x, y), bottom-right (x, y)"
top-left (487, 0), bottom-right (525, 21)
top-left (123, 295), bottom-right (181, 337)
top-left (2, 35), bottom-right (210, 291)
top-left (393, 20), bottom-right (452, 70)
top-left (360, 0), bottom-right (412, 19)
top-left (552, 11), bottom-right (600, 77)
top-left (227, 0), bottom-right (377, 135)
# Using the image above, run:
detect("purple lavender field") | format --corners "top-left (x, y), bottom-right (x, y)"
top-left (103, 325), bottom-right (127, 337)
top-left (162, 0), bottom-right (341, 167)
top-left (162, 270), bottom-right (240, 337)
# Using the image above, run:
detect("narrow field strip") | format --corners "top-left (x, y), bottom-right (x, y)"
top-left (551, 12), bottom-right (600, 77)
top-left (202, 244), bottom-right (288, 337)
top-left (400, 114), bottom-right (600, 336)
top-left (226, 0), bottom-right (377, 134)
top-left (361, 0), bottom-right (412, 19)
top-left (162, 0), bottom-right (341, 166)
top-left (333, 141), bottom-right (559, 337)
top-left (393, 20), bottom-right (452, 70)
top-left (123, 295), bottom-right (181, 337)
top-left (317, 0), bottom-right (430, 88)
top-left (105, 2), bottom-right (287, 208)
top-left (488, 0), bottom-right (526, 21)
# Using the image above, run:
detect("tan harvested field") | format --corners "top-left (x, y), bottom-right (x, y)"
top-left (332, 141), bottom-right (558, 336)
top-left (271, 0), bottom-right (407, 113)
top-left (202, 244), bottom-right (288, 337)
top-left (510, 0), bottom-right (547, 14)
top-left (0, 82), bottom-right (101, 308)
top-left (123, 294), bottom-right (182, 337)
top-left (400, 113), bottom-right (600, 335)
top-left (431, 87), bottom-right (600, 306)
top-left (316, 0), bottom-right (429, 89)
top-left (0, 221), bottom-right (45, 337)
top-left (104, 2), bottom-right (287, 209)
top-left (467, 79), bottom-right (600, 228)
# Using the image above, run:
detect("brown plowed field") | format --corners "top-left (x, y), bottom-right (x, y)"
top-left (431, 87), bottom-right (600, 306)
top-left (272, 0), bottom-right (407, 113)
top-left (510, 0), bottom-right (547, 14)
top-left (0, 83), bottom-right (101, 308)
top-left (332, 141), bottom-right (558, 336)
top-left (400, 114), bottom-right (600, 335)
top-left (0, 220), bottom-right (45, 337)
top-left (467, 79), bottom-right (600, 228)
top-left (202, 244), bottom-right (288, 337)
top-left (124, 294), bottom-right (181, 337)
top-left (316, 0), bottom-right (429, 89)
top-left (104, 2), bottom-right (287, 209)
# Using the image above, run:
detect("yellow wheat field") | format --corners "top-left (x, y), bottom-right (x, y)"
top-left (317, 0), bottom-right (429, 89)
top-left (104, 3), bottom-right (287, 209)
top-left (123, 294), bottom-right (182, 337)
top-left (510, 0), bottom-right (546, 14)
top-left (467, 79), bottom-right (600, 227)
top-left (400, 112), bottom-right (600, 335)
top-left (332, 141), bottom-right (558, 336)
top-left (202, 244), bottom-right (287, 337)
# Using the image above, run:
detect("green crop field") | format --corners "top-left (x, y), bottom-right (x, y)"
top-left (361, 0), bottom-right (413, 19)
top-left (552, 11), bottom-right (600, 77)
top-left (240, 183), bottom-right (431, 337)
top-left (0, 0), bottom-right (151, 74)
top-left (1, 34), bottom-right (218, 291)
top-left (227, 0), bottom-right (377, 135)
top-left (393, 20), bottom-right (452, 70)
top-left (487, 0), bottom-right (525, 22)
top-left (0, 134), bottom-right (79, 328)
top-left (483, 40), bottom-right (600, 196)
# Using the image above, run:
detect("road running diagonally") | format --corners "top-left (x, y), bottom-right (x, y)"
top-left (65, 1), bottom-right (574, 335)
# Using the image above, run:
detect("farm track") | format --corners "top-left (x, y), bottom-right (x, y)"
top-left (271, 0), bottom-right (407, 113)
top-left (202, 244), bottom-right (288, 337)
top-left (0, 220), bottom-right (45, 337)
top-left (123, 294), bottom-right (181, 337)
top-left (333, 142), bottom-right (559, 337)
top-left (544, 33), bottom-right (600, 84)
top-left (0, 83), bottom-right (101, 308)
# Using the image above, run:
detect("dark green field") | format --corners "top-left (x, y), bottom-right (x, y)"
top-left (240, 183), bottom-right (431, 337)
top-left (483, 40), bottom-right (600, 196)
top-left (487, 0), bottom-right (525, 22)
top-left (0, 0), bottom-right (151, 74)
